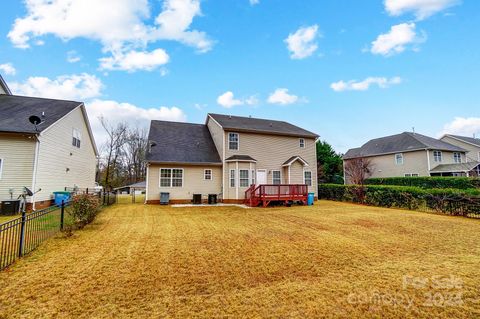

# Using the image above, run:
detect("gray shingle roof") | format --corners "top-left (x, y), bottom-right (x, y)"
top-left (208, 113), bottom-right (318, 138)
top-left (430, 162), bottom-right (480, 173)
top-left (445, 135), bottom-right (480, 147)
top-left (146, 120), bottom-right (221, 164)
top-left (0, 95), bottom-right (81, 134)
top-left (225, 155), bottom-right (257, 162)
top-left (344, 132), bottom-right (466, 159)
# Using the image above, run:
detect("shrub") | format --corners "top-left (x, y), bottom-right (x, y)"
top-left (365, 177), bottom-right (480, 190)
top-left (318, 184), bottom-right (480, 217)
top-left (70, 194), bottom-right (100, 229)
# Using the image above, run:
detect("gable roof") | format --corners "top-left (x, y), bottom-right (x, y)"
top-left (207, 113), bottom-right (318, 138)
top-left (282, 155), bottom-right (309, 166)
top-left (0, 95), bottom-right (82, 134)
top-left (443, 134), bottom-right (480, 148)
top-left (146, 120), bottom-right (221, 164)
top-left (0, 74), bottom-right (11, 95)
top-left (344, 132), bottom-right (466, 159)
top-left (225, 155), bottom-right (257, 162)
top-left (430, 162), bottom-right (480, 173)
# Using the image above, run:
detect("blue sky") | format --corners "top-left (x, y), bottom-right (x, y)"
top-left (0, 0), bottom-right (479, 152)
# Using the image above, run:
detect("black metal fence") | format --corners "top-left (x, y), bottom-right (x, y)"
top-left (64, 188), bottom-right (117, 206)
top-left (0, 202), bottom-right (68, 270)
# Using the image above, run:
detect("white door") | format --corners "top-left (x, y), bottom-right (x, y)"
top-left (256, 170), bottom-right (267, 185)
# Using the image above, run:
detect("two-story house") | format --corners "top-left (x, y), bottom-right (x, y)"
top-left (440, 134), bottom-right (480, 162)
top-left (343, 132), bottom-right (480, 183)
top-left (145, 114), bottom-right (318, 205)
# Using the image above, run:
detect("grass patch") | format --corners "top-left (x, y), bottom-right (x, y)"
top-left (1, 201), bottom-right (479, 318)
top-left (116, 193), bottom-right (146, 204)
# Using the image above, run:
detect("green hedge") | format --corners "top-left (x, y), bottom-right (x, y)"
top-left (365, 177), bottom-right (480, 190)
top-left (318, 184), bottom-right (480, 217)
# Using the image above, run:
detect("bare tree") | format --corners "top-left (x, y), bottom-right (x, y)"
top-left (100, 117), bottom-right (128, 190)
top-left (122, 127), bottom-right (148, 184)
top-left (344, 157), bottom-right (374, 185)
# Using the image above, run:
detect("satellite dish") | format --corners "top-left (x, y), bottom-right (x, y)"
top-left (24, 187), bottom-right (34, 196)
top-left (29, 115), bottom-right (42, 125)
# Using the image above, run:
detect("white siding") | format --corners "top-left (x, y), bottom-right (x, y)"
top-left (34, 107), bottom-right (97, 202)
top-left (0, 134), bottom-right (35, 201)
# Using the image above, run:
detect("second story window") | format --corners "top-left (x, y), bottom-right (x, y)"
top-left (453, 152), bottom-right (462, 163)
top-left (204, 169), bottom-right (212, 180)
top-left (434, 150), bottom-right (442, 162)
top-left (299, 138), bottom-right (305, 148)
top-left (228, 133), bottom-right (239, 150)
top-left (72, 128), bottom-right (81, 148)
top-left (395, 153), bottom-right (404, 165)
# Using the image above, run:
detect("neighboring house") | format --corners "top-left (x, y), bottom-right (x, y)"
top-left (145, 114), bottom-right (318, 204)
top-left (114, 181), bottom-right (146, 194)
top-left (0, 92), bottom-right (98, 210)
top-left (343, 132), bottom-right (480, 183)
top-left (440, 134), bottom-right (480, 162)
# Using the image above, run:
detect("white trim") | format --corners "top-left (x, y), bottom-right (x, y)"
top-left (204, 169), bottom-right (213, 181)
top-left (228, 132), bottom-right (240, 151)
top-left (272, 170), bottom-right (282, 185)
top-left (31, 139), bottom-right (40, 209)
top-left (426, 149), bottom-right (431, 172)
top-left (282, 156), bottom-right (309, 167)
top-left (206, 114), bottom-right (224, 129)
top-left (222, 132), bottom-right (225, 200)
top-left (158, 168), bottom-right (184, 188)
top-left (145, 164), bottom-right (150, 202)
top-left (256, 169), bottom-right (267, 185)
top-left (299, 138), bottom-right (305, 148)
top-left (0, 158), bottom-right (3, 179)
top-left (288, 165), bottom-right (291, 184)
top-left (235, 162), bottom-right (239, 199)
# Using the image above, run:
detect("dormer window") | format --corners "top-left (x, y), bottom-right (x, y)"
top-left (72, 128), bottom-right (81, 148)
top-left (299, 138), bottom-right (305, 148)
top-left (228, 133), bottom-right (239, 150)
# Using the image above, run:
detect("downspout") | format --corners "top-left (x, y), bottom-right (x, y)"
top-left (288, 165), bottom-right (291, 184)
top-left (222, 132), bottom-right (225, 202)
top-left (144, 163), bottom-right (149, 203)
top-left (426, 149), bottom-right (431, 176)
top-left (235, 161), bottom-right (239, 200)
top-left (31, 134), bottom-right (40, 210)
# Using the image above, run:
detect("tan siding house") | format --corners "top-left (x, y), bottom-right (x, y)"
top-left (344, 132), bottom-right (477, 183)
top-left (0, 94), bottom-right (98, 210)
top-left (145, 114), bottom-right (318, 206)
top-left (440, 135), bottom-right (480, 162)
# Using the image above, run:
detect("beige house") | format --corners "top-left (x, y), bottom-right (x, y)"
top-left (344, 132), bottom-right (480, 183)
top-left (440, 134), bottom-right (480, 162)
top-left (145, 114), bottom-right (318, 205)
top-left (0, 85), bottom-right (98, 210)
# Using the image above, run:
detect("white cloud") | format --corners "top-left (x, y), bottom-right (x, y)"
top-left (384, 0), bottom-right (460, 20)
top-left (9, 73), bottom-right (103, 100)
top-left (67, 50), bottom-right (81, 63)
top-left (370, 23), bottom-right (424, 56)
top-left (99, 48), bottom-right (169, 72)
top-left (8, 0), bottom-right (212, 68)
top-left (284, 25), bottom-right (319, 59)
top-left (267, 88), bottom-right (299, 105)
top-left (217, 91), bottom-right (244, 108)
top-left (0, 63), bottom-right (16, 75)
top-left (330, 76), bottom-right (402, 92)
top-left (440, 117), bottom-right (480, 138)
top-left (86, 99), bottom-right (186, 146)
top-left (249, 0), bottom-right (260, 5)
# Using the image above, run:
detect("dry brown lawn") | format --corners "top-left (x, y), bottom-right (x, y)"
top-left (1, 201), bottom-right (479, 318)
top-left (0, 214), bottom-right (19, 224)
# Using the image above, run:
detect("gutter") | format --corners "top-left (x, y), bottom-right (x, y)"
top-left (31, 134), bottom-right (40, 209)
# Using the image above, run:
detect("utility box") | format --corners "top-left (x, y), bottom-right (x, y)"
top-left (160, 192), bottom-right (170, 205)
top-left (1, 200), bottom-right (20, 215)
top-left (208, 194), bottom-right (217, 204)
top-left (193, 194), bottom-right (202, 205)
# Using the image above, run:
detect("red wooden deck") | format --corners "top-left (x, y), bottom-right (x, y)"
top-left (245, 184), bottom-right (308, 207)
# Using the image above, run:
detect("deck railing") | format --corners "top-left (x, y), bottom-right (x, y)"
top-left (245, 184), bottom-right (308, 207)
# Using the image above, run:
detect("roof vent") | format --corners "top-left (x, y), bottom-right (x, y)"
top-left (269, 123), bottom-right (273, 127)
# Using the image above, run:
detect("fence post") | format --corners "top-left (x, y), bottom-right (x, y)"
top-left (60, 200), bottom-right (65, 231)
top-left (18, 210), bottom-right (26, 257)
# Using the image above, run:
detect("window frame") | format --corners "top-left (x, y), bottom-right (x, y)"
top-left (230, 169), bottom-right (236, 188)
top-left (395, 153), bottom-right (404, 165)
top-left (272, 170), bottom-right (282, 185)
top-left (453, 152), bottom-right (462, 163)
top-left (72, 128), bottom-right (81, 148)
top-left (228, 132), bottom-right (239, 151)
top-left (159, 168), bottom-right (184, 188)
top-left (251, 170), bottom-right (255, 185)
top-left (433, 150), bottom-right (443, 162)
top-left (239, 169), bottom-right (250, 187)
top-left (204, 169), bottom-right (213, 181)
top-left (299, 138), bottom-right (305, 148)
top-left (304, 170), bottom-right (312, 186)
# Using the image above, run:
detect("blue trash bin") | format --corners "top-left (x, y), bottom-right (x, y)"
top-left (307, 193), bottom-right (315, 206)
top-left (53, 191), bottom-right (71, 206)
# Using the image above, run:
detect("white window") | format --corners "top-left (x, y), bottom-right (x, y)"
top-left (228, 133), bottom-right (239, 150)
top-left (434, 150), bottom-right (442, 162)
top-left (299, 138), bottom-right (305, 148)
top-left (405, 173), bottom-right (418, 177)
top-left (395, 153), bottom-right (404, 165)
top-left (304, 171), bottom-right (312, 186)
top-left (240, 170), bottom-right (249, 187)
top-left (412, 174), bottom-right (419, 177)
top-left (230, 169), bottom-right (236, 188)
top-left (453, 152), bottom-right (462, 163)
top-left (0, 158), bottom-right (3, 179)
top-left (204, 169), bottom-right (212, 180)
top-left (272, 170), bottom-right (281, 185)
top-left (159, 168), bottom-right (183, 188)
top-left (72, 128), bottom-right (81, 148)
top-left (251, 170), bottom-right (255, 185)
